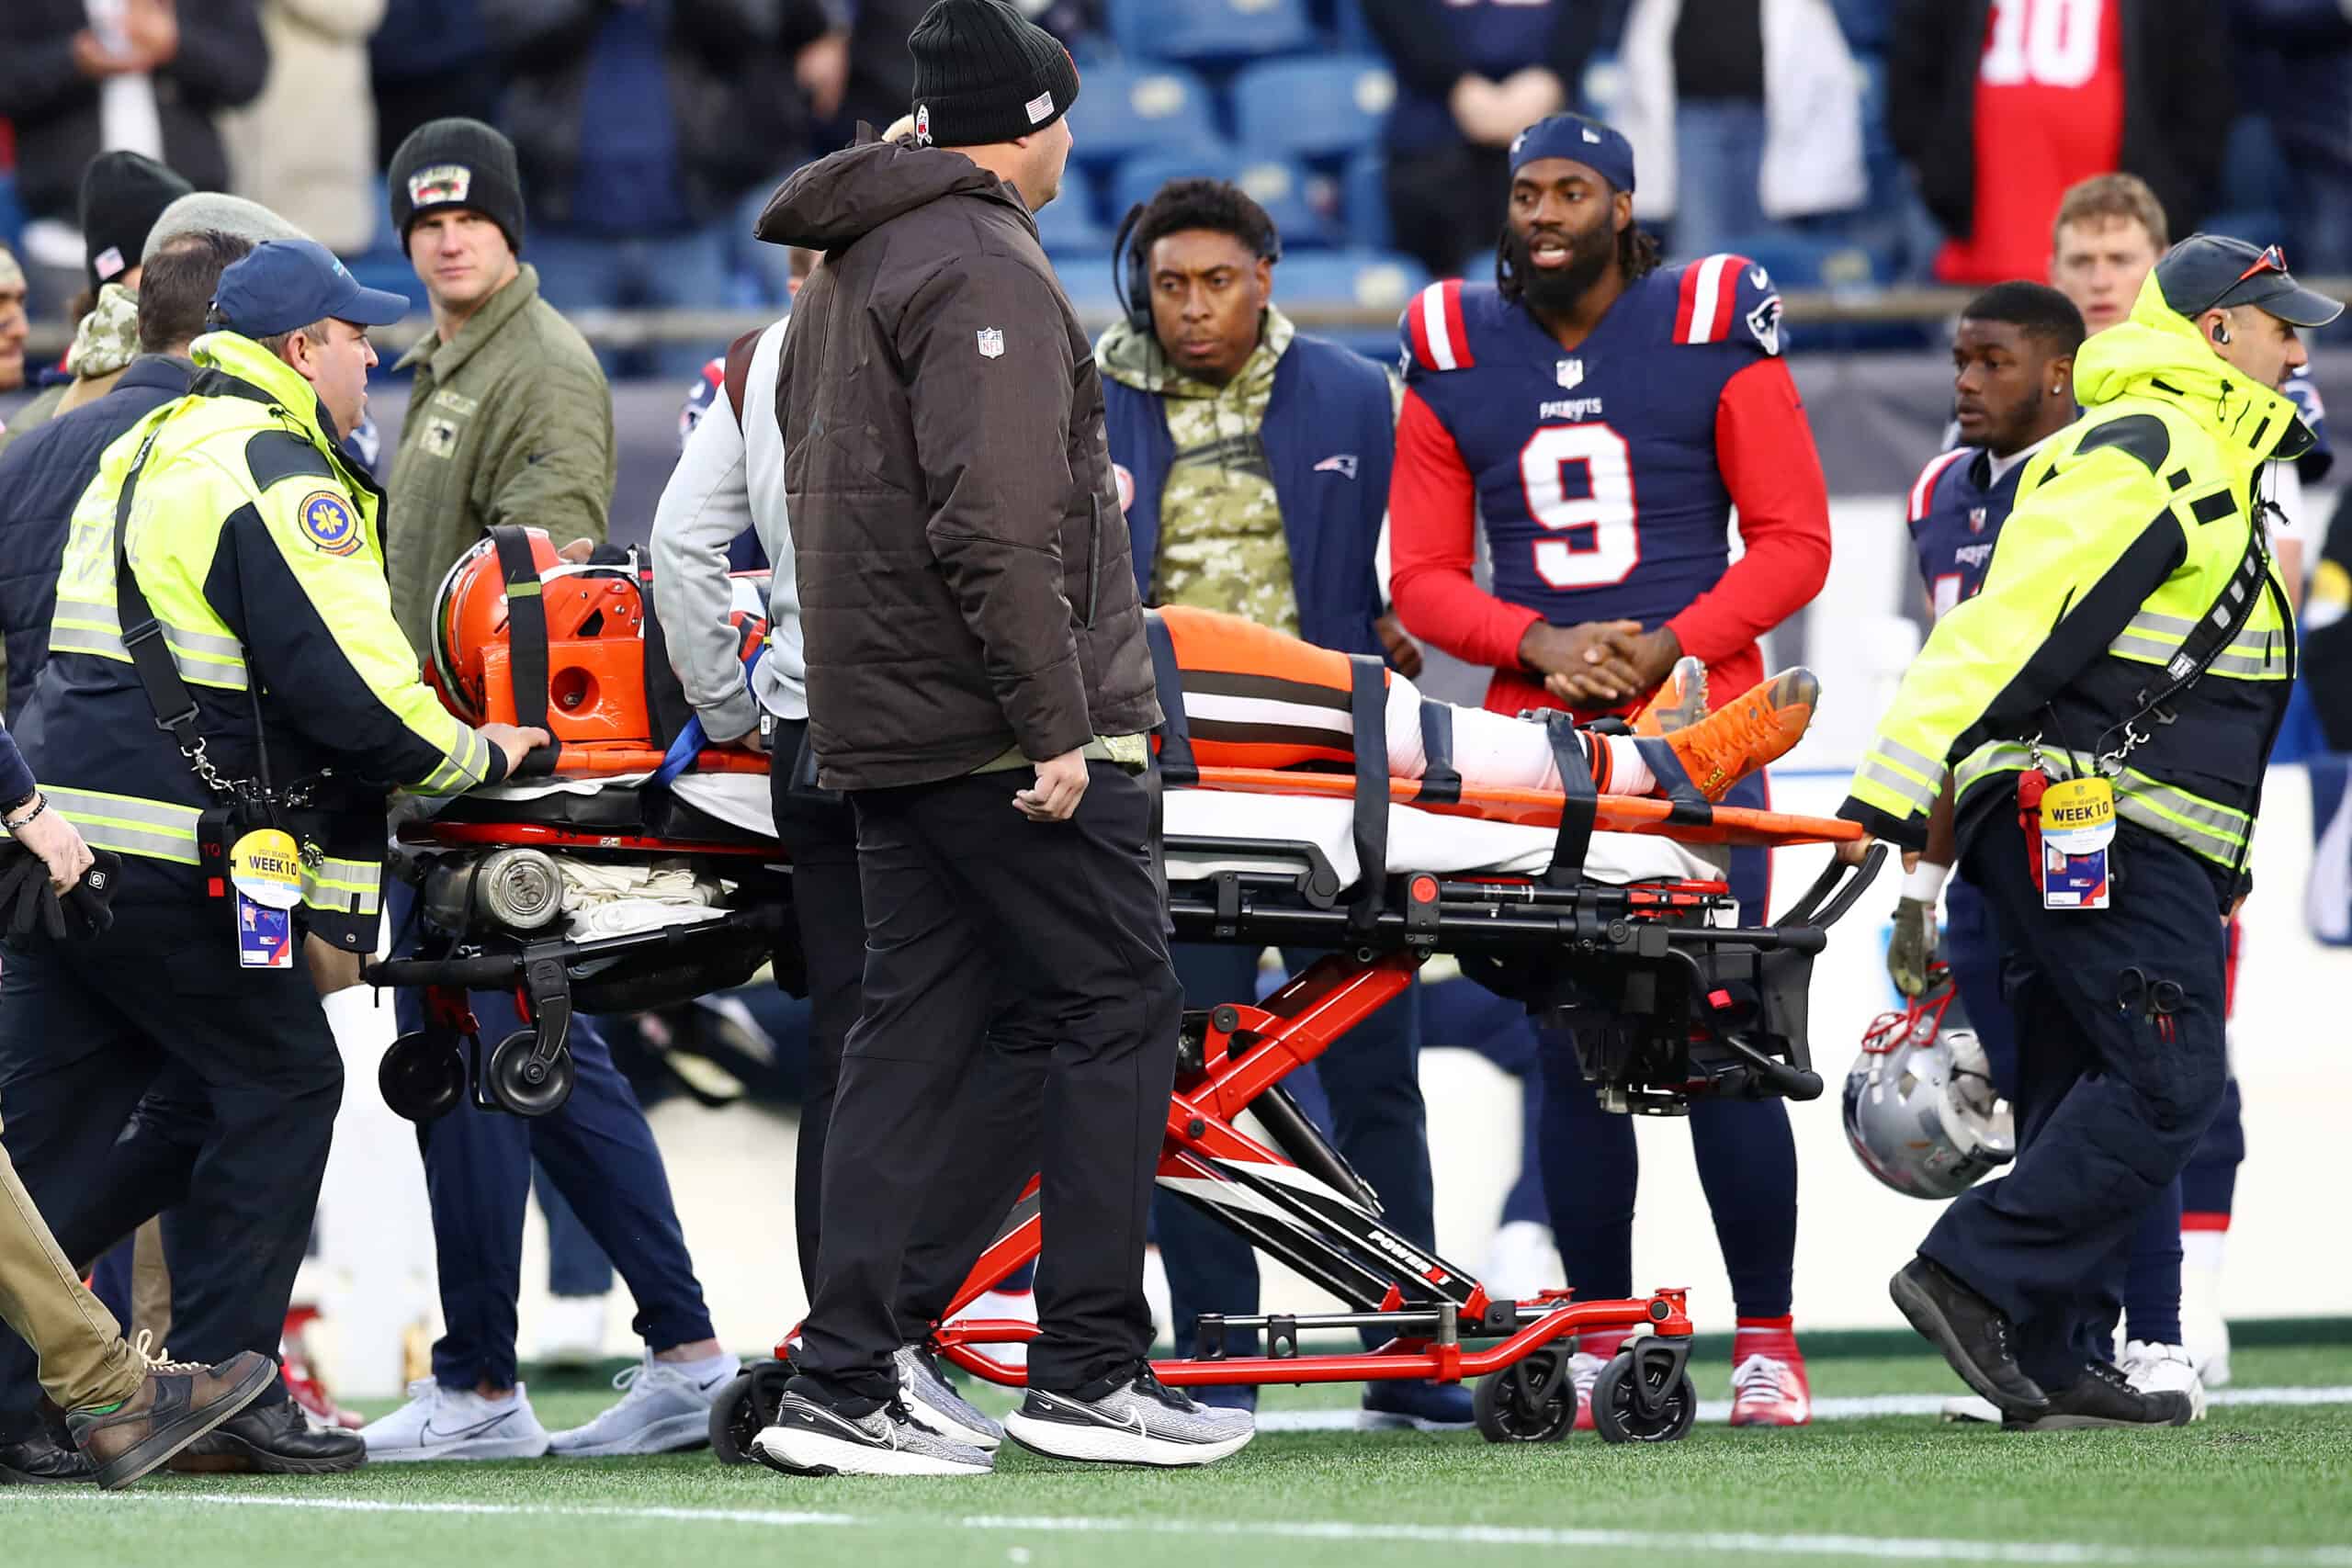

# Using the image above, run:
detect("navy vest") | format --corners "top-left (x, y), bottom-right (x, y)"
top-left (1105, 331), bottom-right (1395, 659)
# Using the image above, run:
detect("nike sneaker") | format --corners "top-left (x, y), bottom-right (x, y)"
top-left (1003, 1364), bottom-right (1253, 1467)
top-left (358, 1379), bottom-right (550, 1461)
top-left (2120, 1340), bottom-right (2208, 1422)
top-left (1664, 668), bottom-right (1818, 800)
top-left (751, 1393), bottom-right (993, 1477)
top-left (1632, 656), bottom-right (1710, 737)
top-left (1728, 1318), bottom-right (1812, 1427)
top-left (894, 1345), bottom-right (1002, 1450)
top-left (548, 1351), bottom-right (742, 1456)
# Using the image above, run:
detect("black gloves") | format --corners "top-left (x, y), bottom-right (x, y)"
top-left (0, 844), bottom-right (122, 940)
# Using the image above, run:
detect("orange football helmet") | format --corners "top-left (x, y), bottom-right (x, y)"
top-left (427, 528), bottom-right (650, 745)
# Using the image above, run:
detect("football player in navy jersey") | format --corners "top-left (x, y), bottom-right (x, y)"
top-left (1388, 112), bottom-right (1832, 1428)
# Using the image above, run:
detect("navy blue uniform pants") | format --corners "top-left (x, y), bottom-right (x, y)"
top-left (1923, 815), bottom-right (2229, 1391)
top-left (0, 894), bottom-right (336, 1432)
top-left (1535, 771), bottom-right (1798, 1320)
top-left (390, 884), bottom-right (716, 1392)
top-left (1154, 944), bottom-right (1428, 1358)
top-left (1946, 872), bottom-right (2185, 1348)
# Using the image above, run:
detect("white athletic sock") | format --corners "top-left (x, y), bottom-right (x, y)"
top-left (1599, 735), bottom-right (1655, 796)
top-left (2182, 1229), bottom-right (2227, 1272)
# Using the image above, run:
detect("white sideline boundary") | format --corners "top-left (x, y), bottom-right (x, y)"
top-left (6, 1491), bottom-right (2352, 1566)
top-left (1261, 1382), bottom-right (2352, 1431)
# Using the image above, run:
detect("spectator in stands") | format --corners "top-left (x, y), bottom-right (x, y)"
top-left (0, 246), bottom-right (28, 399)
top-left (2233, 0), bottom-right (2352, 278)
top-left (1096, 178), bottom-right (1460, 1429)
top-left (0, 150), bottom-right (190, 459)
top-left (1890, 0), bottom-right (2233, 288)
top-left (1611, 0), bottom-right (1866, 260)
top-left (222, 0), bottom-right (388, 254)
top-left (0, 0), bottom-right (266, 312)
top-left (1361, 0), bottom-right (1602, 281)
top-left (370, 0), bottom-right (500, 162)
top-left (481, 0), bottom-right (843, 374)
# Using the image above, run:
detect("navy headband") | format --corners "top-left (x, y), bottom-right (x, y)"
top-left (1508, 114), bottom-right (1636, 194)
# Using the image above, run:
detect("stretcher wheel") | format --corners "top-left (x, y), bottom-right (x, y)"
top-left (709, 1357), bottom-right (793, 1465)
top-left (379, 1032), bottom-right (465, 1123)
top-left (1589, 1348), bottom-right (1697, 1444)
top-left (1472, 1350), bottom-right (1574, 1443)
top-left (485, 1030), bottom-right (575, 1117)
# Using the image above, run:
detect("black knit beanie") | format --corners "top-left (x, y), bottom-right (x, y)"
top-left (909, 0), bottom-right (1081, 149)
top-left (388, 118), bottom-right (526, 254)
top-left (79, 151), bottom-right (192, 290)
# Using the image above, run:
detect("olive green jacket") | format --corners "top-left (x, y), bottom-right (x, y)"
top-left (386, 264), bottom-right (615, 650)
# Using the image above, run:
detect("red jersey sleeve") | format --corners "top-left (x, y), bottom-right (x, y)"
top-left (1665, 357), bottom-right (1833, 665)
top-left (1388, 387), bottom-right (1543, 671)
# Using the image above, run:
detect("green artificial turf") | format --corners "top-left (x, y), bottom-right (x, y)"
top-left (4, 1345), bottom-right (2346, 1568)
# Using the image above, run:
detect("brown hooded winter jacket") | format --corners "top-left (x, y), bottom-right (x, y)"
top-left (753, 134), bottom-right (1159, 792)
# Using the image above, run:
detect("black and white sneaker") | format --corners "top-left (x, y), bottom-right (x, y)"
top-left (749, 1393), bottom-right (993, 1477)
top-left (895, 1346), bottom-right (1003, 1451)
top-left (1004, 1364), bottom-right (1254, 1467)
top-left (2002, 1360), bottom-right (2198, 1432)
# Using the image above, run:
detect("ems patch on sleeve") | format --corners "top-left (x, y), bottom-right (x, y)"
top-left (297, 490), bottom-right (365, 557)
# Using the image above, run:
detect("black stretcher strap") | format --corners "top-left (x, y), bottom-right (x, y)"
top-left (1347, 655), bottom-right (1390, 928)
top-left (112, 433), bottom-right (213, 766)
top-left (1144, 614), bottom-right (1198, 786)
top-left (1631, 735), bottom-right (1713, 825)
top-left (1416, 699), bottom-right (1462, 805)
top-left (490, 525), bottom-right (561, 778)
top-left (1537, 712), bottom-right (1597, 887)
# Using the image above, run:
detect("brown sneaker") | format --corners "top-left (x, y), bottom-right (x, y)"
top-left (1664, 669), bottom-right (1819, 801)
top-left (1632, 656), bottom-right (1710, 737)
top-left (65, 1348), bottom-right (276, 1489)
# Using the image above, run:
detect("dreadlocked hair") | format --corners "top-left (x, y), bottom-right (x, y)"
top-left (1495, 217), bottom-right (1662, 302)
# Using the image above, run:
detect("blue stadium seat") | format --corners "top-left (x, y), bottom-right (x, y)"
top-left (345, 254), bottom-right (430, 315)
top-left (1332, 0), bottom-right (1378, 58)
top-left (1273, 248), bottom-right (1429, 315)
top-left (2203, 209), bottom-right (2290, 250)
top-left (1717, 229), bottom-right (1882, 293)
top-left (1109, 0), bottom-right (1315, 67)
top-left (1342, 151), bottom-right (1390, 251)
top-left (1232, 57), bottom-right (1396, 164)
top-left (1064, 62), bottom-right (1218, 172)
top-left (1035, 172), bottom-right (1114, 255)
top-left (1112, 148), bottom-right (1331, 247)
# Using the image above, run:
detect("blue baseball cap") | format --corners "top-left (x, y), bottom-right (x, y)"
top-left (1509, 113), bottom-right (1635, 194)
top-left (210, 239), bottom-right (409, 338)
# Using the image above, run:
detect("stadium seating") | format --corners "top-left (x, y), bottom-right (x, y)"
top-left (1111, 147), bottom-right (1330, 249)
top-left (1065, 62), bottom-right (1220, 172)
top-left (1035, 172), bottom-right (1115, 256)
top-left (1342, 152), bottom-right (1390, 251)
top-left (1273, 249), bottom-right (1428, 313)
top-left (1232, 58), bottom-right (1397, 164)
top-left (1110, 0), bottom-right (1317, 68)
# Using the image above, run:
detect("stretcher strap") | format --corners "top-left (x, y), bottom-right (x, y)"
top-left (1538, 712), bottom-right (1596, 886)
top-left (1417, 699), bottom-right (1462, 806)
top-left (490, 526), bottom-right (560, 779)
top-left (1145, 614), bottom-right (1197, 786)
top-left (1349, 654), bottom-right (1390, 926)
top-left (1631, 736), bottom-right (1713, 826)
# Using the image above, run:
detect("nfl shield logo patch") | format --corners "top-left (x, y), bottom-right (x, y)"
top-left (1555, 358), bottom-right (1583, 389)
top-left (1968, 506), bottom-right (1987, 534)
top-left (977, 328), bottom-right (1005, 359)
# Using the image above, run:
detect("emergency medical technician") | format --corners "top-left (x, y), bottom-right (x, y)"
top-left (1839, 236), bottom-right (2340, 1431)
top-left (0, 239), bottom-right (546, 1474)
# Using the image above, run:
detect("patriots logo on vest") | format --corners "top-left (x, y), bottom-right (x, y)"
top-left (1555, 358), bottom-right (1583, 390)
top-left (407, 164), bottom-right (473, 208)
top-left (1314, 453), bottom-right (1359, 479)
top-left (298, 491), bottom-right (363, 557)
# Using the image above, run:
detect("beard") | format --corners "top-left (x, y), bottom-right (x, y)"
top-left (1504, 220), bottom-right (1615, 313)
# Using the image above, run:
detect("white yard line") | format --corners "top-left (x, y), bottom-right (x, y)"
top-left (5, 1491), bottom-right (2351, 1566)
top-left (1261, 1383), bottom-right (2352, 1431)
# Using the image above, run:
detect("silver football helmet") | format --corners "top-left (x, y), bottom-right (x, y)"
top-left (1843, 977), bottom-right (2015, 1200)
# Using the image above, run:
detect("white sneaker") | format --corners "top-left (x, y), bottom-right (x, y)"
top-left (2120, 1340), bottom-right (2209, 1421)
top-left (894, 1345), bottom-right (1003, 1451)
top-left (360, 1379), bottom-right (551, 1461)
top-left (548, 1352), bottom-right (741, 1456)
top-left (1484, 1221), bottom-right (1561, 1302)
top-left (1004, 1366), bottom-right (1254, 1467)
top-left (1939, 1394), bottom-right (2001, 1423)
top-left (752, 1393), bottom-right (994, 1477)
top-left (532, 1295), bottom-right (610, 1369)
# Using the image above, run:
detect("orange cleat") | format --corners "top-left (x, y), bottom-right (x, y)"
top-left (1664, 668), bottom-right (1818, 800)
top-left (1632, 656), bottom-right (1709, 738)
top-left (1728, 1318), bottom-right (1812, 1427)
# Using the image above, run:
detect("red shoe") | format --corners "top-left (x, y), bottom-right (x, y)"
top-left (280, 1306), bottom-right (366, 1431)
top-left (1570, 1329), bottom-right (1630, 1432)
top-left (1727, 1317), bottom-right (1812, 1427)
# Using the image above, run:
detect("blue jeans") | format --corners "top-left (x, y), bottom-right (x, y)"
top-left (1673, 98), bottom-right (1769, 260)
top-left (526, 224), bottom-right (734, 381)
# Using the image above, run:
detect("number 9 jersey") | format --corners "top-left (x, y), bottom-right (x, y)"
top-left (1386, 256), bottom-right (1833, 719)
